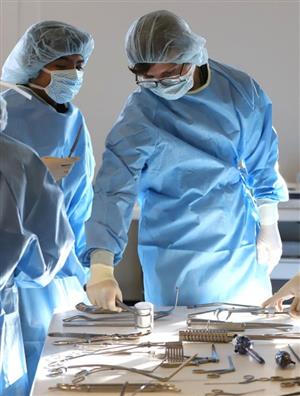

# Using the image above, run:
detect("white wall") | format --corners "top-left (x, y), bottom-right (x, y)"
top-left (1, 0), bottom-right (299, 182)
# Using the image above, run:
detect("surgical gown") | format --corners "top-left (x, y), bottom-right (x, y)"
top-left (85, 59), bottom-right (288, 306)
top-left (1, 87), bottom-right (95, 385)
top-left (0, 133), bottom-right (73, 396)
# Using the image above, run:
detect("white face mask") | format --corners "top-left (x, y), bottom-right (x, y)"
top-left (30, 68), bottom-right (84, 103)
top-left (149, 65), bottom-right (196, 100)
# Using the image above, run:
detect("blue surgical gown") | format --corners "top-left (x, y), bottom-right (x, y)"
top-left (85, 59), bottom-right (288, 306)
top-left (1, 87), bottom-right (95, 386)
top-left (0, 133), bottom-right (74, 396)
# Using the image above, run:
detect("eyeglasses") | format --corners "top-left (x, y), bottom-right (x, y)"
top-left (136, 64), bottom-right (192, 88)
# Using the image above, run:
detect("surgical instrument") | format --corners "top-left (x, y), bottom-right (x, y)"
top-left (186, 317), bottom-right (293, 331)
top-left (205, 375), bottom-right (300, 386)
top-left (51, 354), bottom-right (197, 383)
top-left (193, 356), bottom-right (235, 376)
top-left (162, 341), bottom-right (185, 367)
top-left (179, 329), bottom-right (300, 343)
top-left (278, 393), bottom-right (300, 396)
top-left (47, 340), bottom-right (186, 369)
top-left (76, 302), bottom-right (118, 314)
top-left (48, 330), bottom-right (150, 345)
top-left (72, 360), bottom-right (165, 384)
top-left (187, 302), bottom-right (260, 310)
top-left (63, 322), bottom-right (135, 327)
top-left (190, 344), bottom-right (220, 365)
top-left (62, 311), bottom-right (135, 327)
top-left (288, 345), bottom-right (300, 363)
top-left (49, 382), bottom-right (181, 393)
top-left (77, 287), bottom-right (179, 320)
top-left (162, 343), bottom-right (220, 367)
top-left (63, 314), bottom-right (134, 322)
top-left (204, 389), bottom-right (265, 396)
top-left (276, 351), bottom-right (296, 368)
top-left (233, 335), bottom-right (265, 364)
top-left (129, 381), bottom-right (167, 396)
top-left (215, 306), bottom-right (290, 321)
top-left (120, 381), bottom-right (128, 396)
top-left (187, 302), bottom-right (290, 319)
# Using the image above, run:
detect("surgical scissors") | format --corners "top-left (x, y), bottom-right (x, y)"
top-left (215, 306), bottom-right (290, 321)
top-left (205, 375), bottom-right (300, 385)
top-left (205, 389), bottom-right (265, 396)
top-left (187, 302), bottom-right (290, 319)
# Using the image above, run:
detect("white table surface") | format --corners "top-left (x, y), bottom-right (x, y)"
top-left (31, 306), bottom-right (300, 396)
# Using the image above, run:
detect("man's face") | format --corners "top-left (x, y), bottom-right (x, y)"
top-left (31, 54), bottom-right (84, 87)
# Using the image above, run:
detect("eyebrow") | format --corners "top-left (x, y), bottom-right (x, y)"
top-left (144, 66), bottom-right (179, 79)
top-left (57, 56), bottom-right (84, 63)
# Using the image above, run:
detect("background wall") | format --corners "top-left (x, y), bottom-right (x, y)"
top-left (1, 0), bottom-right (299, 182)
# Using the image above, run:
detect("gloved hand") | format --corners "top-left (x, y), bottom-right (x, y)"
top-left (41, 156), bottom-right (79, 181)
top-left (256, 223), bottom-right (282, 273)
top-left (86, 250), bottom-right (122, 312)
top-left (256, 203), bottom-right (282, 273)
top-left (262, 273), bottom-right (300, 318)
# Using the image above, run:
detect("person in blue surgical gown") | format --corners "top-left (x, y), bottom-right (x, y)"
top-left (0, 95), bottom-right (74, 396)
top-left (84, 10), bottom-right (288, 311)
top-left (1, 21), bottom-right (95, 386)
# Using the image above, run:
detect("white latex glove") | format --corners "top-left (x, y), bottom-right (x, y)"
top-left (41, 156), bottom-right (79, 182)
top-left (262, 273), bottom-right (300, 318)
top-left (256, 203), bottom-right (281, 273)
top-left (256, 223), bottom-right (282, 273)
top-left (86, 250), bottom-right (122, 312)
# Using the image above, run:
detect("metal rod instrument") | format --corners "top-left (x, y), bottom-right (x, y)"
top-left (49, 382), bottom-right (181, 393)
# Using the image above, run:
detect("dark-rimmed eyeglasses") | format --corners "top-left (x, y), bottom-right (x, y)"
top-left (136, 64), bottom-right (191, 89)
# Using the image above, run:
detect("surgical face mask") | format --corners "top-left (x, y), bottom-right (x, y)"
top-left (30, 68), bottom-right (84, 104)
top-left (149, 65), bottom-right (196, 101)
